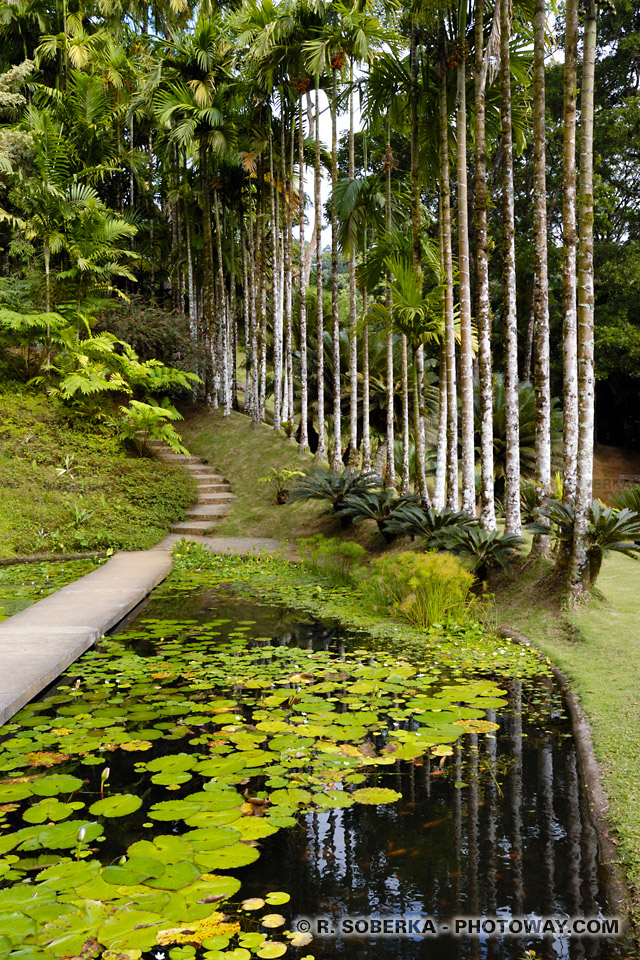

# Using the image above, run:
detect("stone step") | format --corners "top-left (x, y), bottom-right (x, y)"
top-left (196, 483), bottom-right (230, 494)
top-left (189, 471), bottom-right (227, 482)
top-left (194, 492), bottom-right (236, 503)
top-left (157, 454), bottom-right (207, 466)
top-left (185, 504), bottom-right (232, 520)
top-left (171, 520), bottom-right (217, 535)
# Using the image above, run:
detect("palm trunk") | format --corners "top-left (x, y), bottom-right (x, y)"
top-left (531, 0), bottom-right (551, 555)
top-left (385, 123), bottom-right (396, 488)
top-left (281, 99), bottom-right (292, 426)
top-left (259, 187), bottom-right (267, 423)
top-left (569, 0), bottom-right (597, 599)
top-left (439, 63), bottom-right (459, 510)
top-left (401, 334), bottom-right (410, 494)
top-left (347, 59), bottom-right (358, 467)
top-left (298, 90), bottom-right (309, 452)
top-left (315, 81), bottom-right (327, 461)
top-left (248, 194), bottom-right (259, 424)
top-left (474, 0), bottom-right (496, 530)
top-left (229, 209), bottom-right (238, 410)
top-left (185, 203), bottom-right (197, 343)
top-left (562, 0), bottom-right (579, 505)
top-left (457, 54), bottom-right (475, 516)
top-left (213, 188), bottom-right (231, 418)
top-left (500, 0), bottom-right (522, 535)
top-left (200, 142), bottom-right (216, 402)
top-left (242, 228), bottom-right (252, 412)
top-left (270, 125), bottom-right (283, 430)
top-left (148, 130), bottom-right (155, 298)
top-left (286, 119), bottom-right (295, 424)
top-left (434, 345), bottom-right (448, 510)
top-left (331, 69), bottom-right (342, 470)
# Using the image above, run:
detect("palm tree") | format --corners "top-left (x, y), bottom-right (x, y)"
top-left (473, 0), bottom-right (496, 530)
top-left (569, 0), bottom-right (597, 599)
top-left (499, 0), bottom-right (521, 535)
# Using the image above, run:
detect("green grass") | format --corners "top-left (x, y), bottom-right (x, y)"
top-left (183, 408), bottom-right (378, 548)
top-left (494, 550), bottom-right (640, 917)
top-left (0, 389), bottom-right (197, 558)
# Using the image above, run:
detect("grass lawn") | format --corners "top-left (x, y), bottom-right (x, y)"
top-left (182, 407), bottom-right (382, 549)
top-left (0, 389), bottom-right (197, 558)
top-left (495, 551), bottom-right (640, 918)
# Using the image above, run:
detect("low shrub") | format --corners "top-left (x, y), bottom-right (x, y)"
top-left (289, 467), bottom-right (382, 526)
top-left (358, 551), bottom-right (475, 629)
top-left (298, 534), bottom-right (367, 585)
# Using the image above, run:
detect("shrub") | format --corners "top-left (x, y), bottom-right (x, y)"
top-left (440, 526), bottom-right (524, 580)
top-left (358, 551), bottom-right (475, 629)
top-left (289, 467), bottom-right (382, 526)
top-left (336, 490), bottom-right (421, 541)
top-left (298, 534), bottom-right (367, 585)
top-left (258, 468), bottom-right (305, 504)
top-left (611, 485), bottom-right (640, 513)
top-left (384, 503), bottom-right (477, 542)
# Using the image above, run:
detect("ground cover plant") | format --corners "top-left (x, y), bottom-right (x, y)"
top-left (0, 547), bottom-right (550, 958)
top-left (0, 390), bottom-right (196, 557)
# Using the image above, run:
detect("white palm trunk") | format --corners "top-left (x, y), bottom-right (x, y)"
top-left (298, 91), bottom-right (309, 452)
top-left (439, 69), bottom-right (459, 510)
top-left (348, 61), bottom-right (358, 467)
top-left (331, 70), bottom-right (342, 470)
top-left (474, 0), bottom-right (496, 530)
top-left (213, 189), bottom-right (231, 418)
top-left (314, 82), bottom-right (327, 462)
top-left (242, 230), bottom-right (252, 413)
top-left (457, 57), bottom-right (476, 517)
top-left (385, 129), bottom-right (396, 488)
top-left (500, 0), bottom-right (522, 535)
top-left (270, 127), bottom-right (283, 431)
top-left (434, 345), bottom-right (447, 510)
top-left (569, 0), bottom-right (597, 599)
top-left (562, 0), bottom-right (579, 505)
top-left (400, 333), bottom-right (410, 494)
top-left (531, 0), bottom-right (551, 555)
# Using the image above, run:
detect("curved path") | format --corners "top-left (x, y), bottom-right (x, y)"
top-left (0, 442), bottom-right (283, 724)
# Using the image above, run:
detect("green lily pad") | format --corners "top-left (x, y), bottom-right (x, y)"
top-left (351, 787), bottom-right (403, 805)
top-left (30, 775), bottom-right (83, 797)
top-left (23, 799), bottom-right (84, 824)
top-left (89, 794), bottom-right (142, 818)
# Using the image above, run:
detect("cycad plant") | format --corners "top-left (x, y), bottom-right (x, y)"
top-left (440, 526), bottom-right (525, 580)
top-left (384, 503), bottom-right (477, 543)
top-left (336, 490), bottom-right (421, 541)
top-left (611, 486), bottom-right (640, 513)
top-left (535, 499), bottom-right (640, 587)
top-left (289, 467), bottom-right (382, 525)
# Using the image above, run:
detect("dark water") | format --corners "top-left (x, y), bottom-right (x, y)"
top-left (114, 588), bottom-right (632, 960)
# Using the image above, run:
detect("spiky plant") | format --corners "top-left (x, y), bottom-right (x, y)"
top-left (533, 498), bottom-right (640, 586)
top-left (440, 526), bottom-right (524, 580)
top-left (611, 485), bottom-right (640, 514)
top-left (289, 467), bottom-right (383, 526)
top-left (384, 504), bottom-right (478, 543)
top-left (337, 491), bottom-right (421, 542)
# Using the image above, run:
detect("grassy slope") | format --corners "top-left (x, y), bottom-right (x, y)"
top-left (0, 390), bottom-right (197, 558)
top-left (183, 408), bottom-right (380, 548)
top-left (495, 551), bottom-right (640, 916)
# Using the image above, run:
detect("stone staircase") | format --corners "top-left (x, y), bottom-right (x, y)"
top-left (145, 440), bottom-right (236, 536)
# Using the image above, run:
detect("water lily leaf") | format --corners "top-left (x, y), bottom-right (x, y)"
top-left (351, 787), bottom-right (402, 805)
top-left (37, 858), bottom-right (100, 890)
top-left (184, 827), bottom-right (242, 851)
top-left (120, 740), bottom-right (154, 752)
top-left (30, 775), bottom-right (84, 797)
top-left (0, 784), bottom-right (32, 803)
top-left (89, 794), bottom-right (142, 818)
top-left (256, 942), bottom-right (287, 958)
top-left (102, 857), bottom-right (165, 886)
top-left (0, 911), bottom-right (36, 944)
top-left (156, 912), bottom-right (241, 946)
top-left (268, 789), bottom-right (311, 807)
top-left (146, 861), bottom-right (201, 891)
top-left (102, 950), bottom-right (142, 959)
top-left (146, 754), bottom-right (197, 774)
top-left (23, 799), bottom-right (84, 824)
top-left (151, 772), bottom-right (193, 787)
top-left (232, 819), bottom-right (279, 841)
top-left (288, 931), bottom-right (313, 947)
top-left (127, 835), bottom-right (194, 864)
top-left (195, 843), bottom-right (260, 871)
top-left (453, 718), bottom-right (500, 733)
top-left (313, 791), bottom-right (354, 809)
top-left (99, 910), bottom-right (164, 951)
top-left (264, 892), bottom-right (290, 906)
top-left (261, 914), bottom-right (286, 929)
top-left (241, 898), bottom-right (265, 911)
top-left (18, 819), bottom-right (103, 851)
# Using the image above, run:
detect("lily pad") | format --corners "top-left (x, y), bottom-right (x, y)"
top-left (350, 787), bottom-right (403, 805)
top-left (89, 794), bottom-right (142, 818)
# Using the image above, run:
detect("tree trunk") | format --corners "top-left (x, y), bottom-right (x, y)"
top-left (229, 209), bottom-right (238, 410)
top-left (242, 228), bottom-right (252, 412)
top-left (281, 100), bottom-right (292, 426)
top-left (569, 0), bottom-right (597, 599)
top-left (213, 188), bottom-right (230, 417)
top-left (531, 0), bottom-right (551, 556)
top-left (457, 53), bottom-right (475, 516)
top-left (474, 0), bottom-right (496, 530)
top-left (434, 345), bottom-right (448, 510)
top-left (298, 91), bottom-right (309, 453)
top-left (200, 141), bottom-right (216, 402)
top-left (385, 122), bottom-right (396, 488)
top-left (270, 125), bottom-right (282, 430)
top-left (314, 81), bottom-right (327, 462)
top-left (439, 64), bottom-right (459, 510)
top-left (331, 69), bottom-right (342, 470)
top-left (401, 334), bottom-right (410, 494)
top-left (248, 193), bottom-right (259, 424)
top-left (500, 0), bottom-right (522, 535)
top-left (562, 0), bottom-right (579, 505)
top-left (347, 59), bottom-right (358, 467)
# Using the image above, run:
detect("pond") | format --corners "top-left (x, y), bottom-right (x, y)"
top-left (0, 570), bottom-right (631, 960)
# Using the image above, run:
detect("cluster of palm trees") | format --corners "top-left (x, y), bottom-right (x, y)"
top-left (0, 0), bottom-right (598, 598)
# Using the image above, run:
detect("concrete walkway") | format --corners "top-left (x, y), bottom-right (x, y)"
top-left (0, 442), bottom-right (285, 724)
top-left (0, 550), bottom-right (172, 724)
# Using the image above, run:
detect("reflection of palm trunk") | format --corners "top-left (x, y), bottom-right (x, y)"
top-left (509, 681), bottom-right (524, 913)
top-left (453, 744), bottom-right (462, 910)
top-left (468, 733), bottom-right (479, 915)
top-left (538, 734), bottom-right (555, 913)
top-left (565, 747), bottom-right (583, 915)
top-left (486, 709), bottom-right (499, 960)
